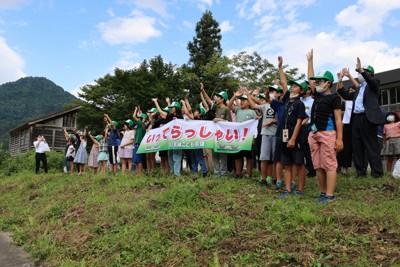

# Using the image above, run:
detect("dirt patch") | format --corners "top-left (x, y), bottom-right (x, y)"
top-left (0, 231), bottom-right (32, 267)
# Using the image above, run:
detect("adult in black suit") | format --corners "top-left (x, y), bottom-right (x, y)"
top-left (337, 58), bottom-right (385, 177)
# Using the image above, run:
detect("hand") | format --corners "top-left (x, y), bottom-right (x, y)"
top-left (349, 87), bottom-right (356, 93)
top-left (88, 131), bottom-right (92, 135)
top-left (213, 118), bottom-right (222, 122)
top-left (262, 122), bottom-right (270, 128)
top-left (235, 89), bottom-right (243, 97)
top-left (287, 139), bottom-right (295, 148)
top-left (356, 57), bottom-right (363, 73)
top-left (253, 87), bottom-right (261, 95)
top-left (263, 85), bottom-right (269, 93)
top-left (151, 98), bottom-right (158, 102)
top-left (342, 68), bottom-right (351, 77)
top-left (278, 56), bottom-right (283, 68)
top-left (335, 139), bottom-right (344, 152)
top-left (337, 71), bottom-right (344, 81)
top-left (200, 83), bottom-right (204, 91)
top-left (165, 97), bottom-right (170, 102)
top-left (306, 49), bottom-right (313, 62)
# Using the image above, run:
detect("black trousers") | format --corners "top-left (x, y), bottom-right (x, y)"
top-left (337, 123), bottom-right (353, 168)
top-left (300, 125), bottom-right (316, 176)
top-left (35, 152), bottom-right (48, 174)
top-left (351, 114), bottom-right (383, 177)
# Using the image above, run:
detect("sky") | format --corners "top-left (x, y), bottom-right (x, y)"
top-left (1, 0), bottom-right (400, 97)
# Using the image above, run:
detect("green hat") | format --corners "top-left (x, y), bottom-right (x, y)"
top-left (147, 108), bottom-right (158, 113)
top-left (69, 134), bottom-right (74, 139)
top-left (199, 107), bottom-right (206, 116)
top-left (238, 94), bottom-right (248, 100)
top-left (139, 113), bottom-right (148, 119)
top-left (112, 121), bottom-right (118, 127)
top-left (288, 79), bottom-right (308, 92)
top-left (214, 91), bottom-right (228, 101)
top-left (356, 65), bottom-right (374, 75)
top-left (162, 106), bottom-right (171, 112)
top-left (269, 85), bottom-right (283, 92)
top-left (124, 119), bottom-right (134, 126)
top-left (95, 135), bottom-right (102, 141)
top-left (310, 70), bottom-right (334, 82)
top-left (258, 93), bottom-right (266, 99)
top-left (168, 101), bottom-right (181, 109)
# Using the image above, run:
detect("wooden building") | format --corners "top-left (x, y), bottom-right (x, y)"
top-left (9, 106), bottom-right (81, 156)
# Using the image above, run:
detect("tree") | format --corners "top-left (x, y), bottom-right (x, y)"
top-left (187, 10), bottom-right (222, 79)
top-left (230, 51), bottom-right (304, 88)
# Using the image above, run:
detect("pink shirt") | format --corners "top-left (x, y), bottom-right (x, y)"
top-left (383, 122), bottom-right (400, 139)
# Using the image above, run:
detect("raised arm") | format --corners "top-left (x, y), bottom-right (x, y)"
top-left (151, 98), bottom-right (167, 119)
top-left (184, 93), bottom-right (192, 113)
top-left (165, 97), bottom-right (171, 107)
top-left (104, 113), bottom-right (116, 130)
top-left (200, 83), bottom-right (213, 105)
top-left (181, 99), bottom-right (194, 119)
top-left (356, 57), bottom-right (378, 91)
top-left (278, 56), bottom-right (288, 94)
top-left (306, 49), bottom-right (315, 92)
top-left (342, 68), bottom-right (359, 89)
top-left (132, 106), bottom-right (139, 122)
top-left (88, 131), bottom-right (99, 145)
top-left (228, 89), bottom-right (242, 111)
top-left (63, 128), bottom-right (70, 141)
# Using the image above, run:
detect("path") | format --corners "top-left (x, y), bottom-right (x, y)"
top-left (0, 231), bottom-right (33, 267)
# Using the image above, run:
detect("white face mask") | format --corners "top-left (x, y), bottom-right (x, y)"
top-left (358, 74), bottom-right (365, 83)
top-left (387, 115), bottom-right (395, 122)
top-left (269, 93), bottom-right (275, 100)
top-left (315, 81), bottom-right (328, 93)
top-left (289, 93), bottom-right (299, 99)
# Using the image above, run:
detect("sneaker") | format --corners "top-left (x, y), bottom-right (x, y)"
top-left (291, 183), bottom-right (296, 191)
top-left (275, 181), bottom-right (283, 192)
top-left (318, 195), bottom-right (336, 204)
top-left (295, 190), bottom-right (303, 196)
top-left (313, 192), bottom-right (326, 202)
top-left (260, 179), bottom-right (268, 187)
top-left (278, 190), bottom-right (293, 199)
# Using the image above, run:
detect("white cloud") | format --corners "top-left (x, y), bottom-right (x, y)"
top-left (336, 0), bottom-right (400, 39)
top-left (97, 13), bottom-right (162, 45)
top-left (132, 0), bottom-right (171, 18)
top-left (0, 0), bottom-right (28, 9)
top-left (0, 36), bottom-right (26, 85)
top-left (220, 20), bottom-right (234, 33)
top-left (113, 51), bottom-right (141, 70)
top-left (182, 20), bottom-right (193, 29)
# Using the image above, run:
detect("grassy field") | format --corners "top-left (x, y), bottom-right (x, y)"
top-left (0, 170), bottom-right (399, 266)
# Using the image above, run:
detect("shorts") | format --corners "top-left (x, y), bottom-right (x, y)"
top-left (66, 156), bottom-right (74, 162)
top-left (118, 146), bottom-right (133, 159)
top-left (382, 137), bottom-right (400, 156)
top-left (308, 131), bottom-right (337, 171)
top-left (281, 144), bottom-right (304, 166)
top-left (159, 150), bottom-right (168, 158)
top-left (97, 151), bottom-right (109, 162)
top-left (260, 135), bottom-right (276, 161)
top-left (273, 137), bottom-right (281, 162)
top-left (233, 149), bottom-right (253, 160)
top-left (108, 146), bottom-right (118, 164)
top-left (132, 143), bottom-right (143, 163)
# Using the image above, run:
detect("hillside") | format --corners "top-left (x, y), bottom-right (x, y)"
top-left (0, 165), bottom-right (399, 265)
top-left (0, 77), bottom-right (77, 150)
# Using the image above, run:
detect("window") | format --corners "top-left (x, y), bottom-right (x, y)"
top-left (381, 89), bottom-right (388, 105)
top-left (390, 88), bottom-right (396, 104)
top-left (62, 113), bottom-right (77, 127)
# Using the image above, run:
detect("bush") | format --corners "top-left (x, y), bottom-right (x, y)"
top-left (0, 150), bottom-right (64, 176)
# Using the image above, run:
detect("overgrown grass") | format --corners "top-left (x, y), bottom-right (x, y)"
top-left (0, 170), bottom-right (399, 266)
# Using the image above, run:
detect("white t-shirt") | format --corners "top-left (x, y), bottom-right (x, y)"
top-left (66, 145), bottom-right (75, 158)
top-left (120, 130), bottom-right (135, 148)
top-left (33, 140), bottom-right (46, 153)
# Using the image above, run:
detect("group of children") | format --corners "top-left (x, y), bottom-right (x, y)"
top-left (59, 50), bottom-right (399, 204)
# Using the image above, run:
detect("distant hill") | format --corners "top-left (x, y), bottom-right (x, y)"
top-left (0, 77), bottom-right (77, 150)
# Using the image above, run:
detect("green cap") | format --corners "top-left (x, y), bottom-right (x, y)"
top-left (162, 106), bottom-right (171, 112)
top-left (139, 113), bottom-right (148, 119)
top-left (95, 135), bottom-right (102, 141)
top-left (310, 70), bottom-right (334, 82)
top-left (269, 85), bottom-right (283, 92)
top-left (69, 134), bottom-right (74, 139)
top-left (214, 91), bottom-right (228, 101)
top-left (199, 107), bottom-right (206, 116)
top-left (288, 79), bottom-right (308, 92)
top-left (112, 121), bottom-right (118, 127)
top-left (124, 119), bottom-right (134, 126)
top-left (238, 94), bottom-right (248, 100)
top-left (168, 101), bottom-right (182, 109)
top-left (356, 65), bottom-right (374, 75)
top-left (147, 108), bottom-right (158, 113)
top-left (258, 93), bottom-right (266, 99)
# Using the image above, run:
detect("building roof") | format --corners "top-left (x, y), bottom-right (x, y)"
top-left (10, 106), bottom-right (81, 134)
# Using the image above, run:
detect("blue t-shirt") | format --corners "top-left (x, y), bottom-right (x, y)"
top-left (271, 99), bottom-right (285, 138)
top-left (107, 128), bottom-right (120, 146)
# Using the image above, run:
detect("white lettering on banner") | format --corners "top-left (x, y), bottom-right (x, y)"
top-left (137, 119), bottom-right (258, 154)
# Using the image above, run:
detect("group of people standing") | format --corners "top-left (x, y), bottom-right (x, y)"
top-left (34, 49), bottom-right (399, 204)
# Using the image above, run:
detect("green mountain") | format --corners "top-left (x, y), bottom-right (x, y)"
top-left (0, 77), bottom-right (77, 150)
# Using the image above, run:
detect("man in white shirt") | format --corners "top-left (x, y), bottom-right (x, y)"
top-left (33, 134), bottom-right (48, 174)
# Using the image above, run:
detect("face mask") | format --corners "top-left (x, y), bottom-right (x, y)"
top-left (358, 74), bottom-right (365, 83)
top-left (387, 115), bottom-right (395, 122)
top-left (269, 93), bottom-right (275, 100)
top-left (315, 81), bottom-right (328, 93)
top-left (289, 93), bottom-right (299, 99)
